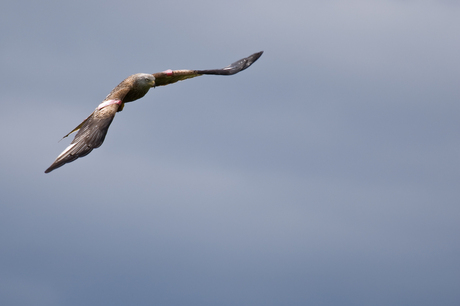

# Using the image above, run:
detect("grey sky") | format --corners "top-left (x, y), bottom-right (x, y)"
top-left (1, 1), bottom-right (459, 305)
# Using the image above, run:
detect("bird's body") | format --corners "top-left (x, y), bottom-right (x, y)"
top-left (45, 51), bottom-right (263, 173)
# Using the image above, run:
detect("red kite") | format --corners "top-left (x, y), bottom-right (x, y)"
top-left (45, 51), bottom-right (263, 173)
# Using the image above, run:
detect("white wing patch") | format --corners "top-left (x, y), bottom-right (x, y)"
top-left (97, 99), bottom-right (122, 110)
top-left (56, 143), bottom-right (77, 159)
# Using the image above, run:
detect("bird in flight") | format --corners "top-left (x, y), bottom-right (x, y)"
top-left (45, 51), bottom-right (263, 173)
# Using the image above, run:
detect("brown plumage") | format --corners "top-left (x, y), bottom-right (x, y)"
top-left (45, 51), bottom-right (263, 173)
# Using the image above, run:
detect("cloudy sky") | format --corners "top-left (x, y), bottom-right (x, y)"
top-left (1, 0), bottom-right (459, 305)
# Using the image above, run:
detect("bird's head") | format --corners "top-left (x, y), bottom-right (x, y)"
top-left (134, 73), bottom-right (156, 88)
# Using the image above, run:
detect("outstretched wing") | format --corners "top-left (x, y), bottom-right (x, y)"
top-left (45, 104), bottom-right (119, 173)
top-left (152, 51), bottom-right (263, 87)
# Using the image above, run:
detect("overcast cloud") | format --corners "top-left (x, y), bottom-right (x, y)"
top-left (1, 1), bottom-right (459, 305)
